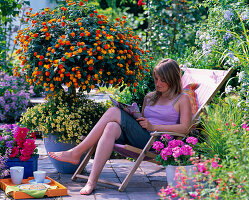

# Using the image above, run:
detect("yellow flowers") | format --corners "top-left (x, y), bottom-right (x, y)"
top-left (19, 91), bottom-right (108, 144)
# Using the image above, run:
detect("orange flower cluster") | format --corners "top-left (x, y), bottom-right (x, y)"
top-left (14, 0), bottom-right (152, 95)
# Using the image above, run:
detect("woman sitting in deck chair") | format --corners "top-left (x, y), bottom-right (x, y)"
top-left (48, 58), bottom-right (192, 195)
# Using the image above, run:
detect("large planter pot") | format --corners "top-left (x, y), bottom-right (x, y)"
top-left (6, 154), bottom-right (39, 179)
top-left (166, 165), bottom-right (196, 187)
top-left (43, 133), bottom-right (85, 174)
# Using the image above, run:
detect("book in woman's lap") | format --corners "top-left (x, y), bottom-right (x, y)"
top-left (110, 97), bottom-right (142, 119)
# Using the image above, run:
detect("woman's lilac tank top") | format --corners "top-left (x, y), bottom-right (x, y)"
top-left (143, 95), bottom-right (181, 125)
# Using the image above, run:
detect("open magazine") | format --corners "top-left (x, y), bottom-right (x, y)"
top-left (109, 97), bottom-right (142, 119)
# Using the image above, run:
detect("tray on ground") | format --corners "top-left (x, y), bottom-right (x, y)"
top-left (0, 176), bottom-right (67, 199)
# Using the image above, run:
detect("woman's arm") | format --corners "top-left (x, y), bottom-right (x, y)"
top-left (141, 94), bottom-right (149, 117)
top-left (138, 94), bottom-right (192, 134)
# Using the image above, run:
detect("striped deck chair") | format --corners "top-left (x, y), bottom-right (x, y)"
top-left (71, 67), bottom-right (233, 192)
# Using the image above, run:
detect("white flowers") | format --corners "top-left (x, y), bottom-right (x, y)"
top-left (225, 85), bottom-right (234, 94)
top-left (202, 39), bottom-right (216, 55)
top-left (241, 11), bottom-right (249, 20)
top-left (237, 71), bottom-right (245, 83)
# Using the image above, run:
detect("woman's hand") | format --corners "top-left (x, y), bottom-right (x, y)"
top-left (136, 117), bottom-right (154, 131)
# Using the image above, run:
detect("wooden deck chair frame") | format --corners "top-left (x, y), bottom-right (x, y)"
top-left (71, 67), bottom-right (233, 192)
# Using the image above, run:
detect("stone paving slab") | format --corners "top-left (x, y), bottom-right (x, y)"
top-left (0, 139), bottom-right (166, 200)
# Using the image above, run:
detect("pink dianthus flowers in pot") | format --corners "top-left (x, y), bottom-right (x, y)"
top-left (152, 134), bottom-right (198, 187)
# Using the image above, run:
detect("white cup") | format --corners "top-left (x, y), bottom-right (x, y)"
top-left (10, 166), bottom-right (24, 185)
top-left (33, 171), bottom-right (46, 183)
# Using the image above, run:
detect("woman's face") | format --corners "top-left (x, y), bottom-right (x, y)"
top-left (154, 71), bottom-right (169, 93)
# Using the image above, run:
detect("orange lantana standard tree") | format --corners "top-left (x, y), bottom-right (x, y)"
top-left (15, 0), bottom-right (152, 97)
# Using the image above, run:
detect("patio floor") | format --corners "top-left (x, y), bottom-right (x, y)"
top-left (0, 139), bottom-right (167, 200)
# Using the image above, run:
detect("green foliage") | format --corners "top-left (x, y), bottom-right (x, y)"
top-left (98, 0), bottom-right (145, 25)
top-left (146, 0), bottom-right (207, 57)
top-left (213, 131), bottom-right (249, 198)
top-left (188, 1), bottom-right (248, 69)
top-left (197, 96), bottom-right (249, 198)
top-left (197, 96), bottom-right (245, 159)
top-left (0, 0), bottom-right (29, 73)
top-left (32, 85), bottom-right (45, 97)
top-left (159, 96), bottom-right (249, 199)
top-left (19, 90), bottom-right (108, 144)
top-left (186, 1), bottom-right (249, 120)
top-left (112, 59), bottom-right (155, 110)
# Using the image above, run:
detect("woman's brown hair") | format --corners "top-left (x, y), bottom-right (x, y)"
top-left (148, 58), bottom-right (182, 105)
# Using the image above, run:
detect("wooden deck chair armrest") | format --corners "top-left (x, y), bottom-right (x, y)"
top-left (150, 131), bottom-right (186, 137)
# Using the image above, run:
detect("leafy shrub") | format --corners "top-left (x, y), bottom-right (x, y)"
top-left (158, 96), bottom-right (249, 199)
top-left (197, 96), bottom-right (245, 159)
top-left (19, 90), bottom-right (108, 144)
top-left (14, 0), bottom-right (152, 96)
top-left (31, 85), bottom-right (45, 97)
top-left (145, 0), bottom-right (207, 57)
top-left (0, 0), bottom-right (29, 73)
top-left (187, 1), bottom-right (249, 71)
top-left (112, 57), bottom-right (156, 110)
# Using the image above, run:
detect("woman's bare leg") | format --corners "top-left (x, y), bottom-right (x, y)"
top-left (48, 107), bottom-right (121, 164)
top-left (80, 121), bottom-right (121, 195)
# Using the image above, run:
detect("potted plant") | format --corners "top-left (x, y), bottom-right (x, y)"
top-left (14, 0), bottom-right (151, 96)
top-left (14, 0), bottom-right (151, 173)
top-left (152, 134), bottom-right (198, 187)
top-left (19, 90), bottom-right (108, 173)
top-left (0, 124), bottom-right (38, 179)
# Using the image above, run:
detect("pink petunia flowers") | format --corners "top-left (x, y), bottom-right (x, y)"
top-left (7, 126), bottom-right (37, 161)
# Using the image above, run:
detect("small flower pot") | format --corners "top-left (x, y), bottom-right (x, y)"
top-left (166, 165), bottom-right (196, 187)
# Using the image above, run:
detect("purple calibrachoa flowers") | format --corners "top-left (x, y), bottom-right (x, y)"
top-left (152, 135), bottom-right (198, 166)
top-left (0, 89), bottom-right (30, 123)
top-left (0, 73), bottom-right (31, 123)
top-left (0, 148), bottom-right (12, 179)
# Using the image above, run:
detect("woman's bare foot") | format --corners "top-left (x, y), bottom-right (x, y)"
top-left (48, 150), bottom-right (80, 165)
top-left (80, 182), bottom-right (96, 195)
